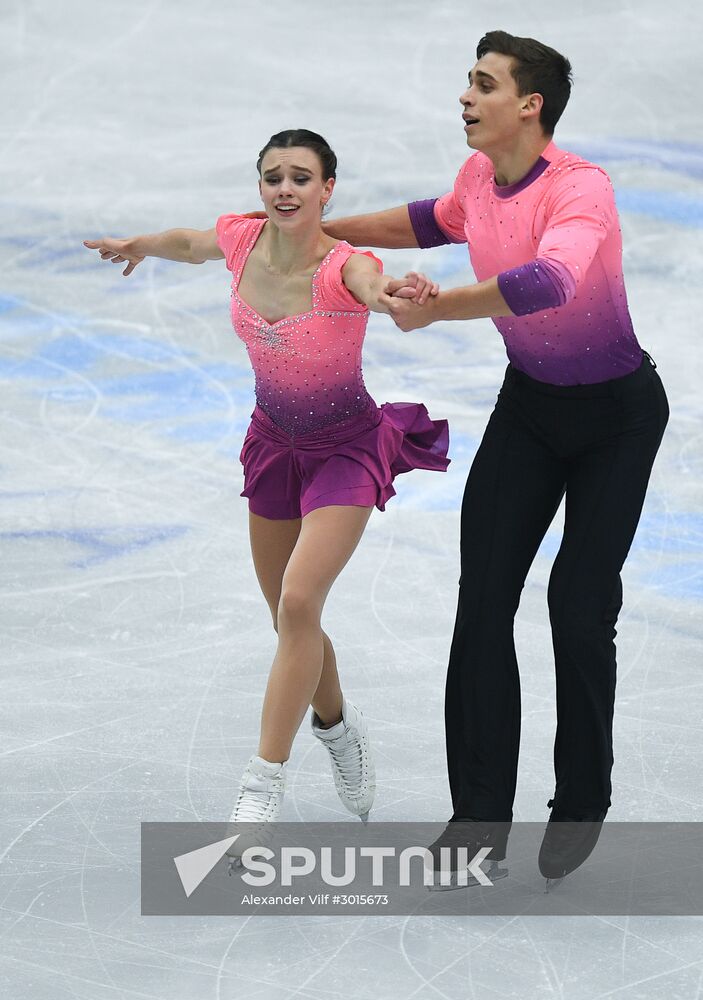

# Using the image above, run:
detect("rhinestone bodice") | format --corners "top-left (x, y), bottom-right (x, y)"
top-left (219, 215), bottom-right (377, 436)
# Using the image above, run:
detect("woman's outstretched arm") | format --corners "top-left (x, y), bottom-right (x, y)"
top-left (83, 227), bottom-right (224, 276)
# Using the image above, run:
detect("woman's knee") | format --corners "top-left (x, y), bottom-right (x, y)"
top-left (277, 585), bottom-right (322, 631)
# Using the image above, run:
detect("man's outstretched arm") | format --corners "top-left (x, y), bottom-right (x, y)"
top-left (323, 205), bottom-right (419, 249)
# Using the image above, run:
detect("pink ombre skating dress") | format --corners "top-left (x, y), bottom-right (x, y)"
top-left (216, 214), bottom-right (450, 520)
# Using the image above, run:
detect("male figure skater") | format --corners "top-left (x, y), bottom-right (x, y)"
top-left (324, 30), bottom-right (669, 886)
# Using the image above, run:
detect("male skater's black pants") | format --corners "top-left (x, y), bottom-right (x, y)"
top-left (445, 353), bottom-right (669, 851)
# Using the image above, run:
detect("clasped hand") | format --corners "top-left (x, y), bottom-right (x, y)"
top-left (385, 272), bottom-right (438, 331)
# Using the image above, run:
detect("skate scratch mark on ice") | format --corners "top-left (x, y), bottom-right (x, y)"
top-left (619, 914), bottom-right (633, 991)
top-left (400, 913), bottom-right (523, 1000)
top-left (594, 916), bottom-right (703, 1000)
top-left (184, 655), bottom-right (225, 822)
top-left (399, 917), bottom-right (457, 1000)
top-left (0, 912), bottom-right (231, 983)
top-left (163, 545), bottom-right (185, 627)
top-left (0, 526), bottom-right (189, 569)
top-left (7, 341), bottom-right (104, 437)
top-left (59, 774), bottom-right (139, 878)
top-left (369, 518), bottom-right (440, 667)
top-left (593, 956), bottom-right (703, 998)
top-left (0, 0), bottom-right (160, 163)
top-left (282, 918), bottom-right (372, 999)
top-left (215, 916), bottom-right (256, 1000)
top-left (0, 757), bottom-right (147, 867)
top-left (3, 405), bottom-right (239, 493)
top-left (0, 567), bottom-right (186, 600)
top-left (140, 242), bottom-right (241, 453)
top-left (76, 789), bottom-right (124, 995)
top-left (615, 775), bottom-right (703, 810)
top-left (520, 917), bottom-right (566, 999)
top-left (288, 743), bottom-right (318, 821)
top-left (65, 779), bottom-right (136, 871)
top-left (3, 294), bottom-right (246, 474)
top-left (0, 955), bottom-right (161, 999)
top-left (0, 891), bottom-right (45, 940)
top-left (0, 708), bottom-right (153, 761)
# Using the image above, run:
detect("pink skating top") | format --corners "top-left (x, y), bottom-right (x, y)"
top-left (409, 140), bottom-right (643, 385)
top-left (216, 214), bottom-right (382, 436)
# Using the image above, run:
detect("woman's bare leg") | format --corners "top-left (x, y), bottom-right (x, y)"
top-left (248, 509), bottom-right (367, 749)
top-left (313, 633), bottom-right (343, 727)
top-left (253, 504), bottom-right (373, 763)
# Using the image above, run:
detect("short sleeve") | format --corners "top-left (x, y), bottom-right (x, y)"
top-left (316, 244), bottom-right (383, 311)
top-left (433, 161), bottom-right (471, 244)
top-left (408, 199), bottom-right (452, 248)
top-left (215, 214), bottom-right (263, 272)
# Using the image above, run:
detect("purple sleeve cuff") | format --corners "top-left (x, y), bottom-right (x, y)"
top-left (497, 258), bottom-right (576, 316)
top-left (408, 199), bottom-right (453, 248)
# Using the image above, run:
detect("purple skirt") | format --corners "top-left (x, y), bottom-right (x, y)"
top-left (239, 401), bottom-right (450, 520)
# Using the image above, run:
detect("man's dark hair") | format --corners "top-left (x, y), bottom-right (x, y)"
top-left (257, 129), bottom-right (337, 180)
top-left (477, 30), bottom-right (573, 135)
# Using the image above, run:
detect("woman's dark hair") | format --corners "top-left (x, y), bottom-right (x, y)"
top-left (476, 30), bottom-right (573, 135)
top-left (256, 129), bottom-right (337, 180)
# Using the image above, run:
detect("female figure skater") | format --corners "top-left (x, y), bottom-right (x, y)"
top-left (84, 129), bottom-right (449, 831)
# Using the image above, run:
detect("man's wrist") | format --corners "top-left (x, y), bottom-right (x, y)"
top-left (435, 280), bottom-right (513, 321)
top-left (427, 290), bottom-right (448, 323)
top-left (436, 285), bottom-right (477, 321)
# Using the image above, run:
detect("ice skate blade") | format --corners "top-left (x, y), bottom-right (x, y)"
top-left (544, 876), bottom-right (564, 893)
top-left (428, 862), bottom-right (509, 892)
top-left (359, 811), bottom-right (370, 824)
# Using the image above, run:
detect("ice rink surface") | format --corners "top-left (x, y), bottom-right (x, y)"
top-left (2, 0), bottom-right (702, 996)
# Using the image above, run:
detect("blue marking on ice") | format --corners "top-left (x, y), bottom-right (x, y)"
top-left (568, 138), bottom-right (703, 180)
top-left (0, 329), bottom-right (252, 440)
top-left (535, 511), bottom-right (703, 569)
top-left (0, 294), bottom-right (22, 314)
top-left (447, 430), bottom-right (479, 458)
top-left (0, 310), bottom-right (253, 430)
top-left (18, 244), bottom-right (88, 267)
top-left (164, 419), bottom-right (248, 442)
top-left (100, 398), bottom-right (215, 421)
top-left (95, 368), bottom-right (239, 401)
top-left (0, 525), bottom-right (189, 568)
top-left (0, 306), bottom-right (58, 333)
top-left (633, 511), bottom-right (703, 552)
top-left (615, 189), bottom-right (703, 227)
top-left (89, 331), bottom-right (199, 363)
top-left (637, 564), bottom-right (703, 599)
top-left (0, 235), bottom-right (36, 249)
top-left (0, 357), bottom-right (62, 379)
top-left (36, 334), bottom-right (103, 371)
top-left (43, 385), bottom-right (97, 401)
